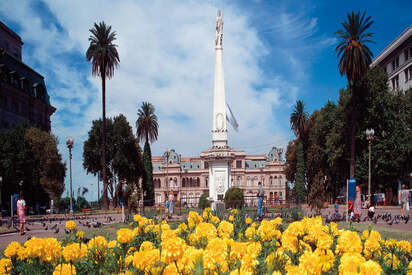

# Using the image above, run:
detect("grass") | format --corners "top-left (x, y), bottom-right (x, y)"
top-left (0, 226), bottom-right (15, 233)
top-left (337, 222), bottom-right (412, 243)
top-left (81, 223), bottom-right (129, 240)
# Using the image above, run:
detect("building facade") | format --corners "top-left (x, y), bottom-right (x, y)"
top-left (370, 24), bottom-right (412, 92)
top-left (152, 147), bottom-right (287, 207)
top-left (0, 21), bottom-right (55, 131)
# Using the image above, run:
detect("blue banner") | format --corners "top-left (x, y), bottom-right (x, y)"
top-left (348, 178), bottom-right (356, 201)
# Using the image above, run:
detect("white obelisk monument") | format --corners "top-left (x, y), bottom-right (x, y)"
top-left (204, 10), bottom-right (234, 207)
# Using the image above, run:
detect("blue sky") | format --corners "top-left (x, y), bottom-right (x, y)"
top-left (1, 0), bottom-right (411, 201)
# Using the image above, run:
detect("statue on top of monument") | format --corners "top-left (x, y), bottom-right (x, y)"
top-left (215, 10), bottom-right (223, 47)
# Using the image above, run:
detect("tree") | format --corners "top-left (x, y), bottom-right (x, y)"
top-left (136, 102), bottom-right (159, 206)
top-left (86, 21), bottom-right (120, 209)
top-left (83, 115), bottom-right (143, 206)
top-left (335, 10), bottom-right (374, 179)
top-left (0, 124), bottom-right (65, 207)
top-left (294, 142), bottom-right (305, 204)
top-left (290, 100), bottom-right (309, 142)
top-left (25, 127), bottom-right (66, 200)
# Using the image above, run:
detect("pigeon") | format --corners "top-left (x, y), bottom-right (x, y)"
top-left (42, 222), bottom-right (46, 227)
top-left (45, 226), bottom-right (48, 231)
top-left (363, 217), bottom-right (368, 222)
top-left (54, 228), bottom-right (59, 234)
top-left (405, 216), bottom-right (409, 224)
top-left (25, 227), bottom-right (30, 232)
top-left (65, 229), bottom-right (70, 234)
top-left (26, 236), bottom-right (32, 241)
top-left (373, 217), bottom-right (377, 224)
top-left (387, 219), bottom-right (393, 226)
top-left (51, 224), bottom-right (57, 230)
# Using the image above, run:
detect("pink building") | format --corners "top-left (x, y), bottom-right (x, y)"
top-left (152, 147), bottom-right (287, 207)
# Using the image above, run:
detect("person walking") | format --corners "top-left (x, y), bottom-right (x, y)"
top-left (400, 184), bottom-right (410, 217)
top-left (168, 191), bottom-right (174, 218)
top-left (257, 182), bottom-right (264, 220)
top-left (17, 193), bottom-right (26, 235)
top-left (354, 186), bottom-right (361, 223)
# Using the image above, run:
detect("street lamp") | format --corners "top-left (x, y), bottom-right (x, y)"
top-left (366, 128), bottom-right (375, 204)
top-left (164, 150), bottom-right (170, 193)
top-left (66, 137), bottom-right (74, 215)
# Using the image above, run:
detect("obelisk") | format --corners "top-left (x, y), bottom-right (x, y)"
top-left (207, 10), bottom-right (232, 206)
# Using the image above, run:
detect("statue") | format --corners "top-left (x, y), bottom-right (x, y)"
top-left (215, 10), bottom-right (223, 47)
top-left (276, 147), bottom-right (283, 161)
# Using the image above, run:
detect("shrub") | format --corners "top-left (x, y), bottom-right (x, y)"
top-left (198, 192), bottom-right (210, 209)
top-left (224, 187), bottom-right (244, 209)
top-left (76, 196), bottom-right (90, 209)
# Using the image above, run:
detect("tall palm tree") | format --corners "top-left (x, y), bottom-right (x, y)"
top-left (335, 11), bottom-right (374, 179)
top-left (136, 102), bottom-right (158, 206)
top-left (86, 22), bottom-right (120, 209)
top-left (290, 100), bottom-right (309, 141)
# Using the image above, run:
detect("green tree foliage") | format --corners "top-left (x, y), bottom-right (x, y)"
top-left (307, 171), bottom-right (327, 213)
top-left (286, 67), bottom-right (412, 204)
top-left (198, 192), bottom-right (210, 209)
top-left (76, 196), bottom-right (90, 209)
top-left (136, 102), bottom-right (159, 207)
top-left (83, 114), bottom-right (143, 206)
top-left (224, 187), bottom-right (244, 209)
top-left (142, 142), bottom-right (154, 206)
top-left (86, 21), bottom-right (120, 210)
top-left (0, 124), bottom-right (65, 207)
top-left (25, 127), bottom-right (66, 200)
top-left (294, 142), bottom-right (305, 204)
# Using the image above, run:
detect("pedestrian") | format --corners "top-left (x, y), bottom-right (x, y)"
top-left (165, 199), bottom-right (169, 218)
top-left (354, 186), bottom-right (362, 223)
top-left (279, 193), bottom-right (283, 205)
top-left (257, 182), bottom-right (264, 220)
top-left (400, 184), bottom-right (410, 217)
top-left (334, 200), bottom-right (339, 218)
top-left (168, 191), bottom-right (174, 218)
top-left (17, 193), bottom-right (26, 235)
top-left (368, 203), bottom-right (375, 220)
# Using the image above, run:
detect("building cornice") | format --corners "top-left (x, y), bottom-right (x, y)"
top-left (371, 24), bottom-right (412, 68)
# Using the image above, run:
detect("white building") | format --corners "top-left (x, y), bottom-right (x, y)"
top-left (370, 24), bottom-right (412, 91)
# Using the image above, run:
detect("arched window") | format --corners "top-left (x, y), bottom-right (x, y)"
top-left (190, 178), bottom-right (193, 188)
top-left (270, 176), bottom-right (273, 185)
top-left (174, 177), bottom-right (177, 187)
top-left (182, 178), bottom-right (186, 187)
top-left (197, 177), bottom-right (200, 187)
top-left (205, 177), bottom-right (208, 187)
top-left (237, 176), bottom-right (241, 186)
top-left (274, 176), bottom-right (278, 186)
top-left (246, 177), bottom-right (250, 186)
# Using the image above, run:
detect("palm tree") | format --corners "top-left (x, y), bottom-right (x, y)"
top-left (290, 100), bottom-right (309, 141)
top-left (335, 11), bottom-right (374, 179)
top-left (136, 102), bottom-right (159, 206)
top-left (86, 22), bottom-right (120, 209)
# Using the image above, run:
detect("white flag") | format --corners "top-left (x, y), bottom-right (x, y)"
top-left (226, 103), bottom-right (239, 131)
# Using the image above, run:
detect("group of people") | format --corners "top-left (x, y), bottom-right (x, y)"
top-left (339, 184), bottom-right (410, 222)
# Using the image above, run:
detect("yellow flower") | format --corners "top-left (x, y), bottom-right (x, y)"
top-left (132, 248), bottom-right (160, 271)
top-left (231, 209), bottom-right (238, 215)
top-left (140, 241), bottom-right (154, 251)
top-left (336, 231), bottom-right (362, 254)
top-left (4, 241), bottom-right (22, 258)
top-left (397, 240), bottom-right (411, 254)
top-left (76, 231), bottom-right (84, 240)
top-left (62, 243), bottom-right (87, 262)
top-left (217, 220), bottom-right (234, 239)
top-left (360, 260), bottom-right (382, 274)
top-left (0, 258), bottom-right (12, 275)
top-left (384, 253), bottom-right (400, 269)
top-left (298, 250), bottom-right (322, 275)
top-left (117, 228), bottom-right (134, 244)
top-left (407, 261), bottom-right (412, 275)
top-left (161, 236), bottom-right (186, 264)
top-left (88, 236), bottom-right (108, 251)
top-left (108, 240), bottom-right (118, 249)
top-left (338, 253), bottom-right (365, 274)
top-left (229, 215), bottom-right (235, 222)
top-left (65, 220), bottom-right (76, 231)
top-left (203, 238), bottom-right (228, 272)
top-left (53, 263), bottom-right (76, 275)
top-left (245, 217), bottom-right (252, 224)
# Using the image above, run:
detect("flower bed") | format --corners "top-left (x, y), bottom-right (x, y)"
top-left (1, 209), bottom-right (411, 274)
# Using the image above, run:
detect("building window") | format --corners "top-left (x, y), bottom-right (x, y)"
top-left (392, 75), bottom-right (399, 89)
top-left (204, 162), bottom-right (209, 169)
top-left (405, 69), bottom-right (409, 82)
top-left (405, 49), bottom-right (409, 61)
top-left (270, 176), bottom-right (273, 185)
top-left (392, 56), bottom-right (399, 71)
top-left (246, 177), bottom-right (250, 186)
top-left (236, 160), bottom-right (242, 168)
top-left (205, 177), bottom-right (208, 187)
top-left (182, 178), bottom-right (186, 188)
top-left (237, 176), bottom-right (241, 186)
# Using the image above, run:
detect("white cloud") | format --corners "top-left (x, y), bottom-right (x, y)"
top-left (1, 0), bottom-right (327, 201)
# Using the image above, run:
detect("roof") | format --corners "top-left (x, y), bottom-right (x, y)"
top-left (371, 24), bottom-right (412, 67)
top-left (0, 21), bottom-right (23, 46)
top-left (0, 51), bottom-right (51, 104)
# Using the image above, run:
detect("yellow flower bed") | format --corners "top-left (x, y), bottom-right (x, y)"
top-left (1, 211), bottom-right (411, 274)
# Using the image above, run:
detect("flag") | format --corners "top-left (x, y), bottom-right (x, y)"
top-left (226, 103), bottom-right (239, 131)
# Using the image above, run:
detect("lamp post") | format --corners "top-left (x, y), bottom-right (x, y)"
top-left (66, 137), bottom-right (74, 215)
top-left (366, 128), bottom-right (374, 204)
